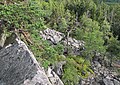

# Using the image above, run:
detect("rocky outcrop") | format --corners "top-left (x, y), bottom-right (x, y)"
top-left (40, 28), bottom-right (65, 44)
top-left (0, 38), bottom-right (52, 85)
top-left (80, 56), bottom-right (120, 85)
top-left (40, 28), bottom-right (85, 55)
top-left (63, 37), bottom-right (85, 55)
top-left (47, 67), bottom-right (64, 85)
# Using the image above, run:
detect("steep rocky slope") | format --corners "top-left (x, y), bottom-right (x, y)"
top-left (0, 29), bottom-right (120, 85)
top-left (40, 28), bottom-right (120, 85)
top-left (80, 57), bottom-right (120, 85)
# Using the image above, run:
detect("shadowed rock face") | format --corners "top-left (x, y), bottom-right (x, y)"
top-left (0, 39), bottom-right (51, 85)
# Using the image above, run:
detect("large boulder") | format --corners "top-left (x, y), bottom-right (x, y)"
top-left (0, 38), bottom-right (52, 85)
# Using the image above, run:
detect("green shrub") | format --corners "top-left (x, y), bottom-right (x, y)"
top-left (0, 0), bottom-right (51, 31)
top-left (62, 56), bottom-right (93, 85)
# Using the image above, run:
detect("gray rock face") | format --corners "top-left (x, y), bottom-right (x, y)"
top-left (0, 39), bottom-right (52, 85)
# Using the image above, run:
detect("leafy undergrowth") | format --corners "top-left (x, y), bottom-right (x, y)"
top-left (62, 56), bottom-right (94, 85)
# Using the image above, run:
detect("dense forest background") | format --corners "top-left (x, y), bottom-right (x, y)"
top-left (105, 0), bottom-right (120, 3)
top-left (0, 0), bottom-right (120, 85)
